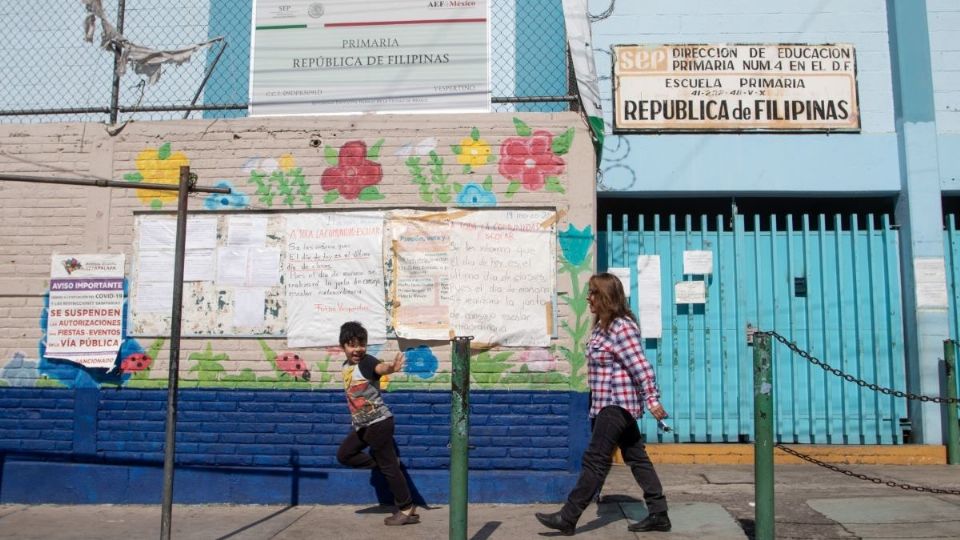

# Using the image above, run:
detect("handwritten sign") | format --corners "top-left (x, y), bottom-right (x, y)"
top-left (675, 280), bottom-right (707, 304)
top-left (45, 254), bottom-right (125, 369)
top-left (449, 209), bottom-right (555, 346)
top-left (389, 211), bottom-right (451, 340)
top-left (636, 255), bottom-right (662, 338)
top-left (285, 212), bottom-right (387, 346)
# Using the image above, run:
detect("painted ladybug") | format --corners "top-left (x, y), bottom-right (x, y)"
top-left (276, 352), bottom-right (310, 381)
top-left (119, 352), bottom-right (153, 373)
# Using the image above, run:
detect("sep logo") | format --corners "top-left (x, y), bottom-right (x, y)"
top-left (617, 46), bottom-right (668, 72)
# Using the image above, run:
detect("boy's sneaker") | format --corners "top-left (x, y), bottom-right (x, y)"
top-left (384, 509), bottom-right (420, 526)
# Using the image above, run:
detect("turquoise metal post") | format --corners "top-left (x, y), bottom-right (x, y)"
top-left (450, 336), bottom-right (472, 540)
top-left (946, 340), bottom-right (959, 465)
top-left (753, 333), bottom-right (775, 540)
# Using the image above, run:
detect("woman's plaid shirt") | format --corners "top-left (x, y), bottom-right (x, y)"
top-left (586, 317), bottom-right (661, 419)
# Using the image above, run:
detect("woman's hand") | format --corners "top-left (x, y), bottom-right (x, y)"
top-left (648, 403), bottom-right (668, 421)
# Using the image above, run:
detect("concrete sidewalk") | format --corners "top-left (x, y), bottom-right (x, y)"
top-left (2, 463), bottom-right (959, 540)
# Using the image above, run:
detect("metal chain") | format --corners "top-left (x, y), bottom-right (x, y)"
top-left (758, 330), bottom-right (960, 405)
top-left (776, 444), bottom-right (960, 495)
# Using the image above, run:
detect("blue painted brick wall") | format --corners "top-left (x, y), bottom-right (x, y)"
top-left (0, 387), bottom-right (589, 503)
top-left (0, 388), bottom-right (75, 454)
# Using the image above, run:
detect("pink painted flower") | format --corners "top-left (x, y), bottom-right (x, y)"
top-left (498, 130), bottom-right (566, 191)
top-left (320, 141), bottom-right (383, 200)
top-left (516, 349), bottom-right (558, 372)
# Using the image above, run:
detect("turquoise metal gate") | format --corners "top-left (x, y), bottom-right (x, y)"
top-left (599, 213), bottom-right (906, 444)
top-left (944, 215), bottom-right (960, 401)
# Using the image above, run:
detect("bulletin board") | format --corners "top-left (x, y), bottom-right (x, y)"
top-left (129, 208), bottom-right (557, 347)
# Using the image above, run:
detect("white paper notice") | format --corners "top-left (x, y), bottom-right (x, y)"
top-left (609, 267), bottom-right (631, 298)
top-left (234, 288), bottom-right (266, 328)
top-left (247, 248), bottom-right (281, 287)
top-left (675, 281), bottom-right (707, 304)
top-left (184, 249), bottom-right (216, 282)
top-left (683, 250), bottom-right (713, 274)
top-left (227, 215), bottom-right (267, 247)
top-left (914, 258), bottom-right (948, 309)
top-left (449, 209), bottom-right (555, 347)
top-left (136, 281), bottom-right (173, 313)
top-left (285, 212), bottom-right (387, 347)
top-left (138, 218), bottom-right (176, 250)
top-left (186, 216), bottom-right (218, 250)
top-left (45, 254), bottom-right (126, 369)
top-left (636, 255), bottom-right (662, 339)
top-left (217, 247), bottom-right (249, 286)
top-left (390, 213), bottom-right (451, 340)
top-left (137, 250), bottom-right (174, 283)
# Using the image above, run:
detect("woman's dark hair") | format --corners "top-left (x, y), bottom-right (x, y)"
top-left (339, 321), bottom-right (368, 346)
top-left (589, 272), bottom-right (637, 330)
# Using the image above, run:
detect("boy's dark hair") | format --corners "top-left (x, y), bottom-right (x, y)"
top-left (339, 321), bottom-right (368, 346)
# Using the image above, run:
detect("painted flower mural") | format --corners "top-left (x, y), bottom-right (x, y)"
top-left (499, 118), bottom-right (574, 196)
top-left (452, 128), bottom-right (493, 172)
top-left (123, 143), bottom-right (190, 209)
top-left (557, 223), bottom-right (595, 391)
top-left (454, 177), bottom-right (497, 207)
top-left (247, 153), bottom-right (312, 207)
top-left (403, 345), bottom-right (438, 379)
top-left (203, 180), bottom-right (250, 210)
top-left (321, 140), bottom-right (386, 202)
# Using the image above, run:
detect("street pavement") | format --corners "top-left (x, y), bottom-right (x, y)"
top-left (1, 462), bottom-right (959, 539)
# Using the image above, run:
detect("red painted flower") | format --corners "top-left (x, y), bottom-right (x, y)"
top-left (320, 141), bottom-right (382, 200)
top-left (119, 352), bottom-right (153, 373)
top-left (498, 130), bottom-right (566, 191)
top-left (276, 352), bottom-right (311, 381)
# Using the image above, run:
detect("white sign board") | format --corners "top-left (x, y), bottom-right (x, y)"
top-left (683, 250), bottom-right (713, 275)
top-left (250, 0), bottom-right (491, 115)
top-left (914, 258), bottom-right (948, 309)
top-left (614, 43), bottom-right (859, 132)
top-left (45, 254), bottom-right (126, 369)
top-left (636, 255), bottom-right (662, 338)
top-left (609, 267), bottom-right (631, 298)
top-left (675, 281), bottom-right (707, 304)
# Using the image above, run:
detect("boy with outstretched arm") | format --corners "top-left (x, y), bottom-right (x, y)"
top-left (335, 321), bottom-right (419, 526)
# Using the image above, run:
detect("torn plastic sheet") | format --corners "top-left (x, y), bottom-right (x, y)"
top-left (81, 0), bottom-right (219, 85)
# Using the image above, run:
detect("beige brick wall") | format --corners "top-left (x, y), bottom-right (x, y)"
top-left (0, 113), bottom-right (596, 389)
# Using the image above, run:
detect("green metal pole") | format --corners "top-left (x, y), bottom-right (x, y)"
top-left (753, 333), bottom-right (775, 540)
top-left (946, 340), bottom-right (959, 465)
top-left (450, 336), bottom-right (472, 540)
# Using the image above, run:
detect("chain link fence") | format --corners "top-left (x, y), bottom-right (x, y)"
top-left (0, 0), bottom-right (573, 124)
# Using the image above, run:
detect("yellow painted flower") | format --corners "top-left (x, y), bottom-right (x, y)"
top-left (126, 143), bottom-right (190, 209)
top-left (456, 137), bottom-right (492, 167)
top-left (278, 153), bottom-right (296, 172)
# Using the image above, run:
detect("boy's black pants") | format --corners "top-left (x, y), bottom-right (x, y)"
top-left (337, 416), bottom-right (413, 510)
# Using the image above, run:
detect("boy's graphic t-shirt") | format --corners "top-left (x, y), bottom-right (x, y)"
top-left (342, 354), bottom-right (393, 429)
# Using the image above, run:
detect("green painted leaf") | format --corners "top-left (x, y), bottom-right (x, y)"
top-left (123, 172), bottom-right (143, 183)
top-left (471, 127), bottom-right (480, 141)
top-left (453, 182), bottom-right (463, 193)
top-left (513, 117), bottom-right (532, 136)
top-left (300, 193), bottom-right (313, 207)
top-left (368, 138), bottom-right (385, 160)
top-left (451, 144), bottom-right (462, 155)
top-left (482, 175), bottom-right (493, 191)
top-left (420, 191), bottom-right (433, 203)
top-left (323, 189), bottom-right (339, 204)
top-left (283, 194), bottom-right (296, 206)
top-left (324, 146), bottom-right (339, 165)
top-left (150, 199), bottom-right (163, 210)
top-left (551, 127), bottom-right (575, 155)
top-left (157, 143), bottom-right (172, 160)
top-left (505, 181), bottom-right (521, 197)
top-left (405, 156), bottom-right (421, 167)
top-left (545, 177), bottom-right (566, 193)
top-left (437, 191), bottom-right (451, 203)
top-left (462, 164), bottom-right (471, 174)
top-left (359, 187), bottom-right (386, 201)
